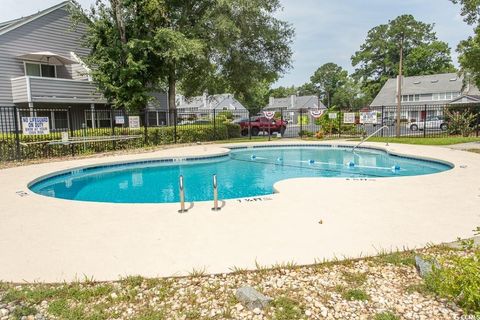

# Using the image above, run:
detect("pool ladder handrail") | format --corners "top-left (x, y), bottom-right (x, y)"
top-left (211, 174), bottom-right (221, 211)
top-left (178, 175), bottom-right (188, 213)
top-left (352, 125), bottom-right (389, 153)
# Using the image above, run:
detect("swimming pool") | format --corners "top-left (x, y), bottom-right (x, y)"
top-left (29, 145), bottom-right (452, 203)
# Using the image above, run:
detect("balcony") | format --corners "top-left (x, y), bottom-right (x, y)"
top-left (11, 76), bottom-right (107, 105)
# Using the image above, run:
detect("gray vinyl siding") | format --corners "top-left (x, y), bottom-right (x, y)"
top-left (28, 77), bottom-right (105, 104)
top-left (0, 5), bottom-right (90, 106)
top-left (10, 77), bottom-right (28, 103)
top-left (148, 92), bottom-right (168, 110)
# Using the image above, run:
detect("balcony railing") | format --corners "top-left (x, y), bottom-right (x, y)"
top-left (11, 76), bottom-right (107, 104)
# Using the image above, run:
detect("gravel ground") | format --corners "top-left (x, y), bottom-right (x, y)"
top-left (0, 247), bottom-right (471, 320)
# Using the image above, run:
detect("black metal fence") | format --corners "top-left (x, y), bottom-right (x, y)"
top-left (1, 103), bottom-right (479, 162)
top-left (283, 103), bottom-right (480, 139)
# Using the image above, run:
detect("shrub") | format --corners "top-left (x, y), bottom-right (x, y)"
top-left (445, 109), bottom-right (477, 137)
top-left (0, 123), bottom-right (241, 161)
top-left (425, 227), bottom-right (480, 315)
top-left (298, 130), bottom-right (314, 138)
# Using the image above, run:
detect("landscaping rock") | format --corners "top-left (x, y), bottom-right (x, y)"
top-left (415, 256), bottom-right (440, 278)
top-left (235, 286), bottom-right (272, 310)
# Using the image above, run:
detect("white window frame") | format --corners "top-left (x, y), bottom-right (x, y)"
top-left (23, 61), bottom-right (57, 78)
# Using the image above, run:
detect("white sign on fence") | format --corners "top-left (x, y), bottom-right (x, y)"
top-left (115, 116), bottom-right (125, 125)
top-left (343, 112), bottom-right (356, 124)
top-left (328, 112), bottom-right (337, 119)
top-left (21, 117), bottom-right (50, 135)
top-left (359, 112), bottom-right (378, 124)
top-left (128, 116), bottom-right (140, 129)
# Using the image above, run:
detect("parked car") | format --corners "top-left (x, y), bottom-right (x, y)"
top-left (238, 116), bottom-right (288, 136)
top-left (382, 117), bottom-right (397, 126)
top-left (178, 119), bottom-right (211, 125)
top-left (410, 116), bottom-right (448, 131)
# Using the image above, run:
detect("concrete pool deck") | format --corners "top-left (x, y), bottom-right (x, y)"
top-left (0, 140), bottom-right (479, 283)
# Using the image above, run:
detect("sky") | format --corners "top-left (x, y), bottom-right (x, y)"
top-left (0, 0), bottom-right (475, 87)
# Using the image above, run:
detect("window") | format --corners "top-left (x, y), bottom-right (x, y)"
top-left (25, 63), bottom-right (41, 76)
top-left (41, 64), bottom-right (55, 78)
top-left (432, 92), bottom-right (461, 101)
top-left (24, 62), bottom-right (56, 78)
top-left (401, 94), bottom-right (420, 102)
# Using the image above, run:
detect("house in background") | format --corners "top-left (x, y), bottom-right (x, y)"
top-left (263, 95), bottom-right (326, 124)
top-left (176, 93), bottom-right (248, 121)
top-left (0, 1), bottom-right (167, 131)
top-left (370, 73), bottom-right (480, 121)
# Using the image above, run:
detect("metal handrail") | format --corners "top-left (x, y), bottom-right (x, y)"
top-left (178, 175), bottom-right (188, 213)
top-left (352, 125), bottom-right (389, 152)
top-left (211, 174), bottom-right (221, 211)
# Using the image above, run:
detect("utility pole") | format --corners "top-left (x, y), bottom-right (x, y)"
top-left (396, 35), bottom-right (404, 137)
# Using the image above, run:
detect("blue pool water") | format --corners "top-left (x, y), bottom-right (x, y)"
top-left (29, 146), bottom-right (452, 203)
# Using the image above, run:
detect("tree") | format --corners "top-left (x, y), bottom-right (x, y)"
top-left (351, 15), bottom-right (456, 99)
top-left (75, 0), bottom-right (294, 113)
top-left (310, 63), bottom-right (348, 107)
top-left (269, 86), bottom-right (297, 98)
top-left (457, 27), bottom-right (480, 88)
top-left (331, 78), bottom-right (371, 110)
top-left (450, 0), bottom-right (480, 25)
top-left (451, 1), bottom-right (480, 90)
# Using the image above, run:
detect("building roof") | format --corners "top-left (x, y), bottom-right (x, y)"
top-left (0, 1), bottom-right (72, 36)
top-left (177, 94), bottom-right (247, 111)
top-left (266, 95), bottom-right (326, 110)
top-left (370, 73), bottom-right (473, 106)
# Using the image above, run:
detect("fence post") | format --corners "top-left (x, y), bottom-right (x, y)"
top-left (111, 109), bottom-right (116, 150)
top-left (423, 104), bottom-right (427, 138)
top-left (68, 106), bottom-right (75, 156)
top-left (477, 105), bottom-right (480, 137)
top-left (280, 109), bottom-right (284, 139)
top-left (173, 108), bottom-right (177, 144)
top-left (338, 110), bottom-right (342, 138)
top-left (300, 109), bottom-right (303, 139)
top-left (248, 112), bottom-right (252, 140)
top-left (12, 105), bottom-right (21, 161)
top-left (381, 106), bottom-right (385, 137)
top-left (213, 109), bottom-right (216, 140)
top-left (144, 108), bottom-right (148, 146)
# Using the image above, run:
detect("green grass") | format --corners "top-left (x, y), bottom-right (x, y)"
top-left (373, 311), bottom-right (400, 320)
top-left (351, 136), bottom-right (480, 145)
top-left (271, 297), bottom-right (305, 320)
top-left (11, 305), bottom-right (38, 319)
top-left (377, 251), bottom-right (416, 266)
top-left (342, 271), bottom-right (367, 286)
top-left (333, 285), bottom-right (371, 301)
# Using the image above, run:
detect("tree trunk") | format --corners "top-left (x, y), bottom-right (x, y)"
top-left (168, 69), bottom-right (176, 126)
top-left (110, 0), bottom-right (127, 44)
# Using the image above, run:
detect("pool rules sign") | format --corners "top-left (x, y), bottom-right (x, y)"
top-left (21, 117), bottom-right (50, 135)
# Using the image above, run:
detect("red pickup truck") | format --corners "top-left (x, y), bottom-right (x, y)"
top-left (237, 116), bottom-right (288, 136)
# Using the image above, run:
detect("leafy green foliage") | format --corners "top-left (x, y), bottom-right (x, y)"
top-left (445, 109), bottom-right (477, 137)
top-left (450, 0), bottom-right (480, 25)
top-left (0, 123), bottom-right (241, 161)
top-left (351, 14), bottom-right (456, 98)
top-left (425, 249), bottom-right (480, 315)
top-left (12, 305), bottom-right (38, 319)
top-left (310, 63), bottom-right (348, 107)
top-left (271, 297), bottom-right (305, 320)
top-left (74, 0), bottom-right (294, 113)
